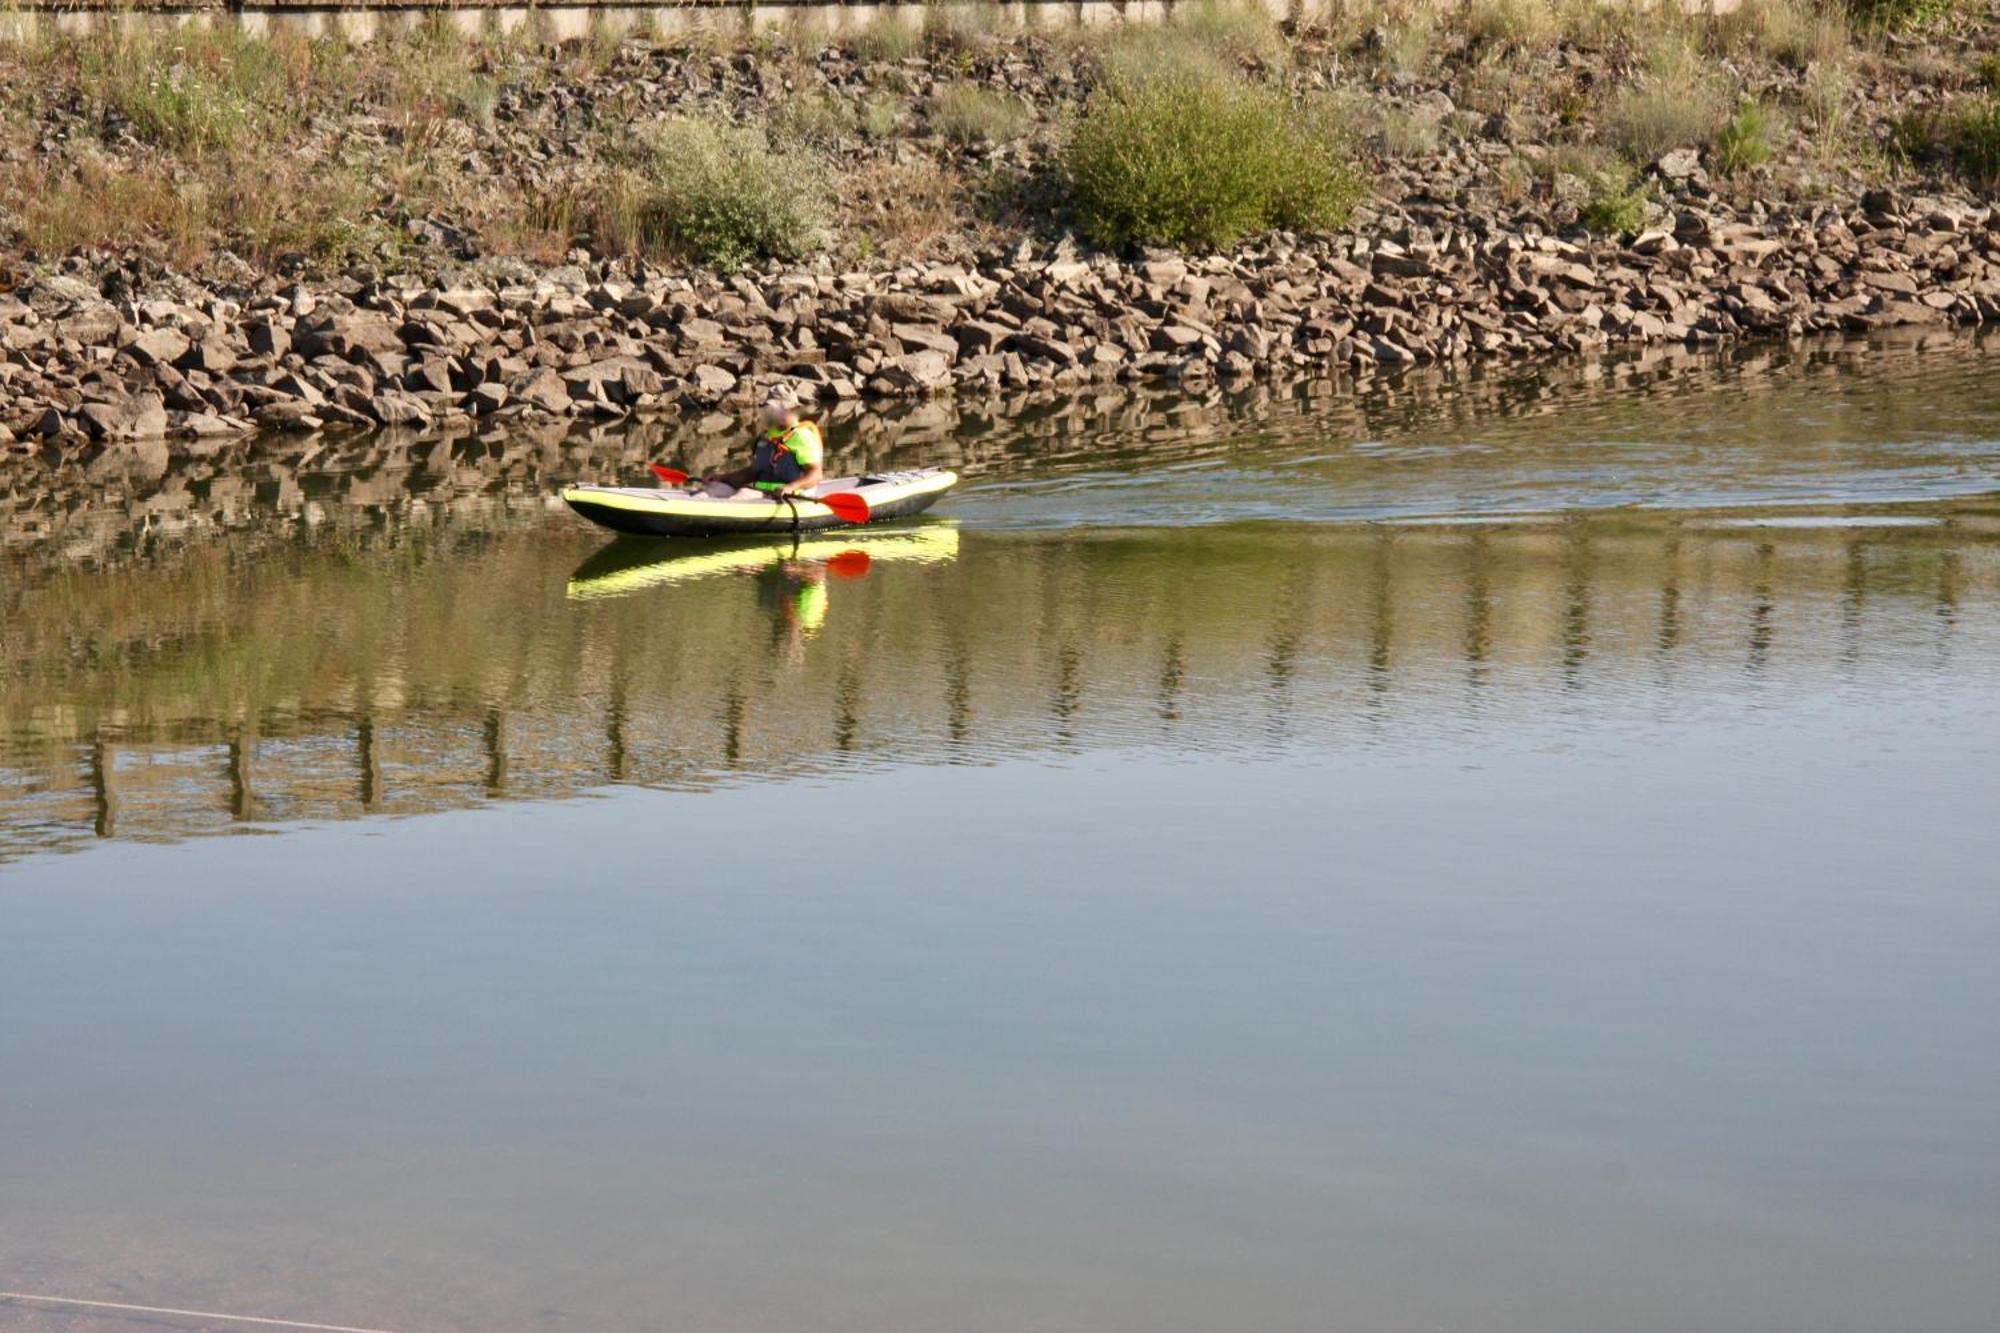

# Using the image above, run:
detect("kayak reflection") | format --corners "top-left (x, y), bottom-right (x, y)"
top-left (564, 524), bottom-right (960, 603)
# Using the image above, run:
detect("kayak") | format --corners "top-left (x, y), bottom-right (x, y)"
top-left (566, 526), bottom-right (961, 601)
top-left (560, 468), bottom-right (959, 539)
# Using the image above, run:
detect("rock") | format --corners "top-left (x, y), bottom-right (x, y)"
top-left (172, 410), bottom-right (239, 438)
top-left (294, 311), bottom-right (405, 360)
top-left (1010, 333), bottom-right (1080, 367)
top-left (1654, 147), bottom-right (1706, 187)
top-left (678, 317), bottom-right (727, 345)
top-left (77, 393), bottom-right (169, 440)
top-left (246, 320), bottom-right (290, 358)
top-left (469, 382), bottom-right (509, 414)
top-left (892, 323), bottom-right (960, 359)
top-left (366, 391), bottom-right (433, 427)
top-left (688, 364), bottom-right (738, 400)
top-left (57, 305), bottom-right (121, 346)
top-left (254, 401), bottom-right (323, 431)
top-left (870, 350), bottom-right (953, 394)
top-left (179, 338), bottom-right (239, 376)
top-left (953, 320), bottom-right (1017, 355)
top-left (406, 358), bottom-right (456, 395)
top-left (122, 328), bottom-right (191, 368)
top-left (513, 367), bottom-right (573, 413)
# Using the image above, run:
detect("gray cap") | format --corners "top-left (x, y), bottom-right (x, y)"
top-left (761, 387), bottom-right (798, 412)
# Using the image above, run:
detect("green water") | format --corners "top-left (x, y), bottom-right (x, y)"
top-left (2, 336), bottom-right (1998, 1332)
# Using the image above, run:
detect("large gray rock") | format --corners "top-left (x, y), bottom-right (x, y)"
top-left (869, 351), bottom-right (953, 394)
top-left (77, 392), bottom-right (168, 440)
top-left (892, 323), bottom-right (960, 359)
top-left (122, 328), bottom-right (191, 368)
top-left (294, 311), bottom-right (406, 360)
top-left (179, 338), bottom-right (239, 376)
top-left (513, 368), bottom-right (573, 413)
top-left (367, 391), bottom-right (433, 428)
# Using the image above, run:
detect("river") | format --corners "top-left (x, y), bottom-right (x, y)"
top-left (2, 333), bottom-right (1998, 1332)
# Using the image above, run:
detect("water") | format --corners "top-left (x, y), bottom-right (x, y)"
top-left (3, 335), bottom-right (1999, 1332)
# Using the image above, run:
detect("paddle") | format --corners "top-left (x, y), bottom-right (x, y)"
top-left (648, 464), bottom-right (691, 486)
top-left (799, 489), bottom-right (871, 524)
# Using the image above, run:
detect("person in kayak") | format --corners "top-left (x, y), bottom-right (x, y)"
top-left (703, 391), bottom-right (826, 497)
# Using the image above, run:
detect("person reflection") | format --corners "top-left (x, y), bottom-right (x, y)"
top-left (754, 549), bottom-right (867, 664)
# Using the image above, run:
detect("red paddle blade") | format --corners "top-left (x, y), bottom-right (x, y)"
top-left (649, 464), bottom-right (689, 486)
top-left (818, 490), bottom-right (871, 524)
top-left (825, 550), bottom-right (873, 580)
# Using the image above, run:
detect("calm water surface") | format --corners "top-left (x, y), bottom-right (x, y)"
top-left (2, 337), bottom-right (1998, 1332)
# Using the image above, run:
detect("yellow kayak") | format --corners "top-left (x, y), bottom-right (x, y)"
top-left (561, 469), bottom-right (959, 538)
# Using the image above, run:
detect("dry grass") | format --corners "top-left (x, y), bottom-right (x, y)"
top-left (849, 158), bottom-right (964, 253)
top-left (1600, 27), bottom-right (1734, 162)
top-left (1718, 0), bottom-right (1852, 68)
top-left (927, 82), bottom-right (1032, 145)
top-left (1463, 0), bottom-right (1561, 51)
top-left (1379, 106), bottom-right (1443, 155)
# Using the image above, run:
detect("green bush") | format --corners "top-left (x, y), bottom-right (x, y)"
top-left (1062, 64), bottom-right (1359, 250)
top-left (1579, 170), bottom-right (1650, 237)
top-left (636, 118), bottom-right (830, 270)
top-left (858, 95), bottom-right (903, 139)
top-left (1712, 100), bottom-right (1776, 174)
top-left (927, 83), bottom-right (1031, 145)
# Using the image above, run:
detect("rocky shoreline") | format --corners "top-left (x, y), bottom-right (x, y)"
top-left (4, 179), bottom-right (1996, 457)
top-left (6, 7), bottom-right (2000, 459)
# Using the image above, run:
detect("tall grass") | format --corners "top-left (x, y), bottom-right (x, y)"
top-left (927, 83), bottom-right (1031, 145)
top-left (1600, 29), bottom-right (1732, 162)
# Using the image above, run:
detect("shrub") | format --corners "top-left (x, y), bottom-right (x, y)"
top-left (1844, 0), bottom-right (1956, 30)
top-left (1579, 169), bottom-right (1650, 236)
top-left (1062, 63), bottom-right (1359, 250)
top-left (927, 83), bottom-right (1031, 145)
top-left (1712, 100), bottom-right (1776, 173)
top-left (858, 95), bottom-right (903, 139)
top-left (634, 118), bottom-right (830, 270)
top-left (1899, 96), bottom-right (2000, 189)
top-left (1979, 54), bottom-right (2000, 92)
top-left (1953, 98), bottom-right (2000, 187)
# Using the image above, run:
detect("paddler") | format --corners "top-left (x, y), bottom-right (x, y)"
top-left (702, 390), bottom-right (826, 498)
